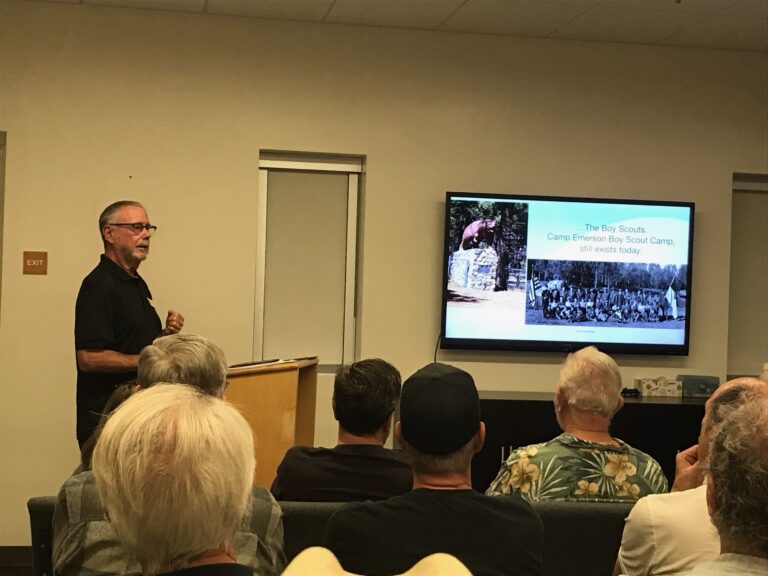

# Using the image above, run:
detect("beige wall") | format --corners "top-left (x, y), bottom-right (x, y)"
top-left (0, 0), bottom-right (766, 544)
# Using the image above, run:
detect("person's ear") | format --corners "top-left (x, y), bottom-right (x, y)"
top-left (706, 477), bottom-right (716, 517)
top-left (102, 225), bottom-right (115, 246)
top-left (474, 422), bottom-right (486, 453)
top-left (554, 388), bottom-right (566, 413)
top-left (394, 421), bottom-right (403, 445)
top-left (614, 395), bottom-right (625, 415)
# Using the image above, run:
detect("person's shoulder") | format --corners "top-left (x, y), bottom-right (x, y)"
top-left (61, 469), bottom-right (93, 488)
top-left (251, 486), bottom-right (281, 510)
top-left (59, 470), bottom-right (99, 501)
top-left (474, 490), bottom-right (540, 514)
top-left (621, 441), bottom-right (666, 472)
top-left (78, 258), bottom-right (119, 292)
top-left (283, 445), bottom-right (321, 458)
top-left (461, 491), bottom-right (544, 536)
top-left (331, 490), bottom-right (408, 518)
top-left (55, 470), bottom-right (107, 526)
top-left (326, 499), bottom-right (383, 534)
top-left (631, 483), bottom-right (706, 519)
top-left (507, 438), bottom-right (563, 464)
top-left (346, 444), bottom-right (412, 467)
top-left (244, 486), bottom-right (283, 539)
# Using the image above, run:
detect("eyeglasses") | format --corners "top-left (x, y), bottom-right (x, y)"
top-left (109, 222), bottom-right (158, 236)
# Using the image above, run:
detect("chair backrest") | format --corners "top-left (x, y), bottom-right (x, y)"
top-left (279, 501), bottom-right (347, 562)
top-left (532, 500), bottom-right (633, 576)
top-left (278, 499), bottom-right (631, 574)
top-left (27, 496), bottom-right (57, 576)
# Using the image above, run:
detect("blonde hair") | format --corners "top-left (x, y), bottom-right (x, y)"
top-left (92, 384), bottom-right (255, 575)
top-left (557, 346), bottom-right (622, 418)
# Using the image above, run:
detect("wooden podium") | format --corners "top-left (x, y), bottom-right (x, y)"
top-left (226, 357), bottom-right (318, 488)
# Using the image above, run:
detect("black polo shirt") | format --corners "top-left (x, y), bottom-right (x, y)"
top-left (75, 255), bottom-right (162, 445)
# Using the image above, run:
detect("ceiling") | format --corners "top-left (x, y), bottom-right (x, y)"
top-left (29, 0), bottom-right (768, 52)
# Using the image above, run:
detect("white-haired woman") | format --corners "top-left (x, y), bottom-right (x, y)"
top-left (92, 383), bottom-right (255, 576)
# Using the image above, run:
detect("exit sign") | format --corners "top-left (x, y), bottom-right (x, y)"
top-left (23, 251), bottom-right (47, 275)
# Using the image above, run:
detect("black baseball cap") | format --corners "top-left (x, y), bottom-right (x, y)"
top-left (400, 363), bottom-right (481, 456)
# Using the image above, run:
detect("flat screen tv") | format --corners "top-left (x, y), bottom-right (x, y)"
top-left (441, 192), bottom-right (694, 355)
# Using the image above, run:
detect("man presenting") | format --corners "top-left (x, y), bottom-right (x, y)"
top-left (74, 200), bottom-right (183, 447)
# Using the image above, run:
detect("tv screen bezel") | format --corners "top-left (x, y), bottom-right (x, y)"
top-left (440, 191), bottom-right (695, 356)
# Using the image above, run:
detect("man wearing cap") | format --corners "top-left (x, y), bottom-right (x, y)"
top-left (324, 362), bottom-right (543, 576)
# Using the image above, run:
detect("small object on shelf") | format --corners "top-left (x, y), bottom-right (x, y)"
top-left (635, 377), bottom-right (682, 397)
top-left (621, 387), bottom-right (641, 398)
top-left (678, 375), bottom-right (719, 398)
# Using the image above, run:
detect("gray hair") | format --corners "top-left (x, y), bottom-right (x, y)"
top-left (557, 346), bottom-right (622, 418)
top-left (98, 200), bottom-right (144, 244)
top-left (138, 334), bottom-right (227, 397)
top-left (703, 380), bottom-right (767, 440)
top-left (709, 397), bottom-right (768, 556)
top-left (402, 436), bottom-right (475, 476)
top-left (92, 384), bottom-right (255, 575)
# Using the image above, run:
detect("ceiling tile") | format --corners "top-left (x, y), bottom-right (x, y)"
top-left (602, 0), bottom-right (744, 15)
top-left (664, 14), bottom-right (768, 50)
top-left (553, 4), bottom-right (705, 44)
top-left (83, 0), bottom-right (204, 12)
top-left (441, 0), bottom-right (594, 37)
top-left (719, 0), bottom-right (768, 18)
top-left (206, 0), bottom-right (333, 21)
top-left (326, 0), bottom-right (466, 30)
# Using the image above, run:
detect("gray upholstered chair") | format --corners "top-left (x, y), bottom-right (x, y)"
top-left (532, 500), bottom-right (633, 576)
top-left (279, 501), bottom-right (348, 562)
top-left (27, 496), bottom-right (57, 576)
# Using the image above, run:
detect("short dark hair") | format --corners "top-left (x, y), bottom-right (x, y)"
top-left (333, 359), bottom-right (401, 435)
top-left (99, 200), bottom-right (144, 245)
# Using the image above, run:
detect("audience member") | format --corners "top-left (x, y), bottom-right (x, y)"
top-left (683, 395), bottom-right (768, 575)
top-left (617, 378), bottom-right (768, 576)
top-left (487, 346), bottom-right (668, 501)
top-left (325, 362), bottom-right (543, 576)
top-left (92, 384), bottom-right (255, 576)
top-left (53, 334), bottom-right (285, 576)
top-left (271, 358), bottom-right (412, 501)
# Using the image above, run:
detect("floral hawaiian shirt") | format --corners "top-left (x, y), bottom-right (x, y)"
top-left (485, 432), bottom-right (668, 502)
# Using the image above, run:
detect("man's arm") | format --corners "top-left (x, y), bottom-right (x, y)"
top-left (76, 349), bottom-right (139, 373)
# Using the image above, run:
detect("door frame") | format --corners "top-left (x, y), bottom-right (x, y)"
top-left (254, 151), bottom-right (363, 366)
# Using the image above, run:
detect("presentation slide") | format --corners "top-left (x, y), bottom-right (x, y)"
top-left (442, 195), bottom-right (693, 353)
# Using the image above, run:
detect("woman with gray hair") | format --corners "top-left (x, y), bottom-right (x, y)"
top-left (487, 346), bottom-right (668, 502)
top-left (92, 384), bottom-right (256, 576)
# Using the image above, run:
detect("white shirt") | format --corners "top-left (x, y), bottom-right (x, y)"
top-left (682, 553), bottom-right (768, 575)
top-left (618, 484), bottom-right (720, 576)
